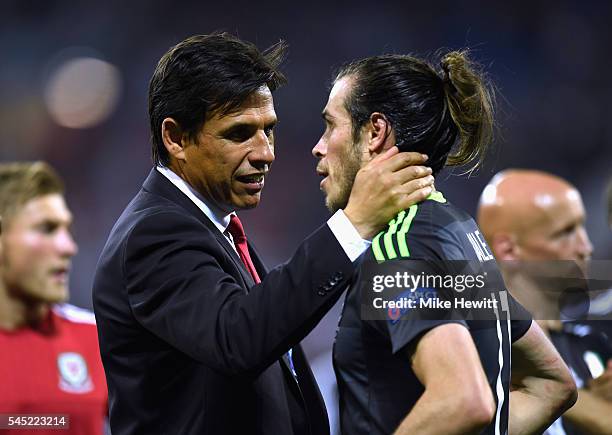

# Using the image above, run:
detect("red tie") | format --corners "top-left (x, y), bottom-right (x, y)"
top-left (228, 215), bottom-right (297, 376)
top-left (227, 215), bottom-right (261, 284)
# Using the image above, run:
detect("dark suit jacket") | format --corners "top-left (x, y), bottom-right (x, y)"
top-left (93, 169), bottom-right (355, 435)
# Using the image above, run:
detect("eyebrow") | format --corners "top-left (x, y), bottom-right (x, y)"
top-left (219, 119), bottom-right (278, 136)
top-left (553, 217), bottom-right (583, 235)
top-left (265, 119), bottom-right (278, 129)
top-left (321, 110), bottom-right (333, 122)
top-left (41, 214), bottom-right (74, 224)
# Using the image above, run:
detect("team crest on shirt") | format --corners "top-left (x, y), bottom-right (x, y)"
top-left (57, 352), bottom-right (93, 393)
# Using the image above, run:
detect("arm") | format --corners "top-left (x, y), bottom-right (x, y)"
top-left (561, 360), bottom-right (612, 434)
top-left (587, 360), bottom-right (612, 402)
top-left (509, 321), bottom-right (577, 435)
top-left (125, 150), bottom-right (433, 377)
top-left (394, 323), bottom-right (496, 435)
top-left (562, 388), bottom-right (612, 435)
top-left (125, 214), bottom-right (355, 376)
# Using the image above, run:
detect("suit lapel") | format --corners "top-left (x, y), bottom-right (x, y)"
top-left (211, 229), bottom-right (255, 289)
top-left (142, 168), bottom-right (255, 290)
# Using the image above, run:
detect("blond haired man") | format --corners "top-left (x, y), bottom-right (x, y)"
top-left (0, 162), bottom-right (107, 434)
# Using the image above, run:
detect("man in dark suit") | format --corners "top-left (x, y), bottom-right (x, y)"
top-left (93, 33), bottom-right (434, 435)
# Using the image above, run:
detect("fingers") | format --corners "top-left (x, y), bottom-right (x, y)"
top-left (394, 165), bottom-right (433, 184)
top-left (358, 152), bottom-right (430, 187)
top-left (398, 185), bottom-right (433, 210)
top-left (388, 151), bottom-right (429, 172)
top-left (368, 171), bottom-right (434, 213)
top-left (388, 175), bottom-right (436, 210)
top-left (371, 145), bottom-right (399, 163)
top-left (370, 149), bottom-right (429, 172)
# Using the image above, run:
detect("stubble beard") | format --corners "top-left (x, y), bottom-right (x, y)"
top-left (326, 143), bottom-right (363, 213)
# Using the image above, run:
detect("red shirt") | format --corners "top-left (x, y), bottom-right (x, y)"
top-left (0, 304), bottom-right (107, 434)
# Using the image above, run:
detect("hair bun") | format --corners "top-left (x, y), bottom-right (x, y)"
top-left (440, 51), bottom-right (467, 84)
top-left (438, 50), bottom-right (495, 174)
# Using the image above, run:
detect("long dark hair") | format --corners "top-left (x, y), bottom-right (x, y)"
top-left (336, 50), bottom-right (495, 175)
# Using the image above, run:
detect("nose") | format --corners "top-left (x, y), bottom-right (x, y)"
top-left (56, 228), bottom-right (78, 258)
top-left (312, 137), bottom-right (327, 159)
top-left (250, 130), bottom-right (275, 167)
top-left (576, 226), bottom-right (593, 261)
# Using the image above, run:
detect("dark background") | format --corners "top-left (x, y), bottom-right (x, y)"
top-left (2, 1), bottom-right (611, 429)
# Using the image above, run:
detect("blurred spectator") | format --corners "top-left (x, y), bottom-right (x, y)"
top-left (478, 169), bottom-right (612, 435)
top-left (0, 162), bottom-right (107, 435)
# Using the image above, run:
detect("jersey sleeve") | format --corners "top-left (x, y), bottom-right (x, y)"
top-left (362, 207), bottom-right (468, 355)
top-left (506, 291), bottom-right (533, 342)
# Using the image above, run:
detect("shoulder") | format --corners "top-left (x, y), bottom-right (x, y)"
top-left (52, 303), bottom-right (97, 326)
top-left (371, 200), bottom-right (466, 262)
top-left (125, 205), bottom-right (215, 248)
top-left (118, 199), bottom-right (231, 277)
top-left (125, 189), bottom-right (198, 227)
top-left (100, 193), bottom-right (212, 266)
top-left (113, 191), bottom-right (214, 248)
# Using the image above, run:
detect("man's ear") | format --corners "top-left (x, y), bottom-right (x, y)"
top-left (161, 118), bottom-right (186, 161)
top-left (491, 233), bottom-right (519, 261)
top-left (366, 112), bottom-right (395, 155)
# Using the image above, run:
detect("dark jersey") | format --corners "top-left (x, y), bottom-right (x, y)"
top-left (548, 322), bottom-right (612, 435)
top-left (333, 191), bottom-right (532, 435)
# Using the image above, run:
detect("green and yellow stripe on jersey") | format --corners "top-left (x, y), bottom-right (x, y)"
top-left (372, 190), bottom-right (446, 262)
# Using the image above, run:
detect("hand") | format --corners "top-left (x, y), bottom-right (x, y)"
top-left (588, 360), bottom-right (612, 402)
top-left (344, 147), bottom-right (433, 239)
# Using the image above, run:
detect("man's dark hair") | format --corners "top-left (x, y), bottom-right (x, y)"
top-left (335, 51), bottom-right (495, 175)
top-left (148, 32), bottom-right (287, 166)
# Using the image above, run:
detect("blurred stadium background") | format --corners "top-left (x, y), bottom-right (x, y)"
top-left (2, 1), bottom-right (611, 431)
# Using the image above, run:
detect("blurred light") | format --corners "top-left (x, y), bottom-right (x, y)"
top-left (480, 184), bottom-right (497, 205)
top-left (583, 351), bottom-right (605, 378)
top-left (534, 194), bottom-right (554, 208)
top-left (44, 57), bottom-right (121, 129)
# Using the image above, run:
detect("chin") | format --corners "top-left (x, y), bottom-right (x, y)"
top-left (325, 199), bottom-right (338, 214)
top-left (325, 185), bottom-right (351, 213)
top-left (325, 196), bottom-right (346, 214)
top-left (44, 286), bottom-right (69, 304)
top-left (236, 198), bottom-right (261, 210)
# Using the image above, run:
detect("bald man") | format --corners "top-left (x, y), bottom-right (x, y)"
top-left (478, 169), bottom-right (612, 435)
top-left (478, 169), bottom-right (591, 266)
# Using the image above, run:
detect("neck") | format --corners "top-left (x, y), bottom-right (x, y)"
top-left (0, 283), bottom-right (51, 330)
top-left (503, 271), bottom-right (561, 320)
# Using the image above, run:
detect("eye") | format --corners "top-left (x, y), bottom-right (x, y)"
top-left (555, 223), bottom-right (577, 239)
top-left (264, 126), bottom-right (274, 138)
top-left (36, 221), bottom-right (59, 234)
top-left (322, 121), bottom-right (332, 137)
top-left (226, 127), bottom-right (254, 142)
